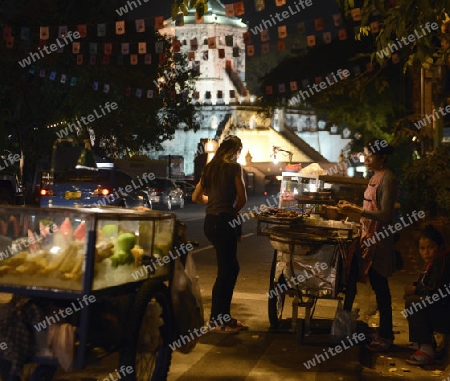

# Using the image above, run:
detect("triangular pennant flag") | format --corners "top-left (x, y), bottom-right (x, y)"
top-left (261, 42), bottom-right (270, 54)
top-left (130, 54), bottom-right (138, 65)
top-left (144, 53), bottom-right (152, 64)
top-left (255, 0), bottom-right (265, 11)
top-left (195, 12), bottom-right (204, 23)
top-left (155, 16), bottom-right (164, 30)
top-left (136, 19), bottom-right (145, 32)
top-left (40, 27), bottom-right (49, 40)
top-left (104, 43), bottom-right (112, 55)
top-left (116, 21), bottom-right (125, 35)
top-left (338, 29), bottom-right (347, 40)
top-left (138, 42), bottom-right (147, 54)
top-left (20, 27), bottom-right (30, 40)
top-left (261, 29), bottom-right (269, 42)
top-left (58, 25), bottom-right (68, 39)
top-left (97, 23), bottom-right (106, 37)
top-left (323, 32), bottom-right (332, 44)
top-left (234, 2), bottom-right (245, 16)
top-left (121, 43), bottom-right (129, 55)
top-left (159, 53), bottom-right (167, 64)
top-left (307, 35), bottom-right (316, 47)
top-left (5, 37), bottom-right (14, 49)
top-left (72, 42), bottom-right (81, 54)
top-left (155, 41), bottom-right (164, 53)
top-left (351, 8), bottom-right (361, 21)
top-left (173, 39), bottom-right (181, 52)
top-left (243, 32), bottom-right (251, 45)
top-left (278, 25), bottom-right (287, 39)
top-left (333, 13), bottom-right (342, 27)
top-left (246, 45), bottom-right (255, 56)
top-left (77, 54), bottom-right (83, 65)
top-left (370, 21), bottom-right (380, 33)
top-left (3, 27), bottom-right (12, 40)
top-left (314, 18), bottom-right (324, 31)
top-left (90, 43), bottom-right (98, 55)
top-left (277, 40), bottom-right (285, 52)
top-left (90, 55), bottom-right (96, 65)
top-left (290, 81), bottom-right (298, 91)
top-left (77, 24), bottom-right (87, 38)
top-left (225, 4), bottom-right (234, 17)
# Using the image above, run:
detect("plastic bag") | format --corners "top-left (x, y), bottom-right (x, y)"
top-left (170, 253), bottom-right (204, 354)
top-left (330, 300), bottom-right (356, 341)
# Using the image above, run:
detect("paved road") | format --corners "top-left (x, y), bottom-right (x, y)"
top-left (44, 197), bottom-right (450, 380)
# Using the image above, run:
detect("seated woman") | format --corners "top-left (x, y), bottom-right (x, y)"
top-left (404, 225), bottom-right (450, 365)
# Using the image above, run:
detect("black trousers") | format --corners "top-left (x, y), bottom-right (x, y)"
top-left (405, 295), bottom-right (450, 344)
top-left (204, 213), bottom-right (240, 321)
top-left (344, 244), bottom-right (393, 340)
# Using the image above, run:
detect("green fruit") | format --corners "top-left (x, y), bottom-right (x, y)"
top-left (102, 224), bottom-right (118, 238)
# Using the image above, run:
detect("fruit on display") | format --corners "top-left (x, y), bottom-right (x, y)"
top-left (59, 217), bottom-right (73, 239)
top-left (73, 221), bottom-right (86, 241)
top-left (101, 224), bottom-right (119, 238)
top-left (110, 233), bottom-right (136, 267)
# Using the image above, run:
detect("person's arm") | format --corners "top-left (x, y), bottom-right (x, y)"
top-left (233, 166), bottom-right (247, 214)
top-left (362, 174), bottom-right (398, 223)
top-left (192, 178), bottom-right (208, 205)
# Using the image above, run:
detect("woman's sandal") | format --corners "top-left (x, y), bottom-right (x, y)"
top-left (209, 324), bottom-right (239, 334)
top-left (405, 349), bottom-right (434, 366)
top-left (228, 318), bottom-right (249, 331)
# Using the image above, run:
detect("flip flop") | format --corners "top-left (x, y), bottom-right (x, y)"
top-left (405, 349), bottom-right (434, 366)
top-left (209, 324), bottom-right (239, 334)
top-left (228, 318), bottom-right (249, 331)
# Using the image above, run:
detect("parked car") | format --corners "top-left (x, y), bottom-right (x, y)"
top-left (39, 167), bottom-right (151, 208)
top-left (144, 178), bottom-right (184, 210)
top-left (175, 180), bottom-right (195, 202)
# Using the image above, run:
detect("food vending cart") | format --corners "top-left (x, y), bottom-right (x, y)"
top-left (0, 205), bottom-right (179, 381)
top-left (254, 166), bottom-right (368, 344)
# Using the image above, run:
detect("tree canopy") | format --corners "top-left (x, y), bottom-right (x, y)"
top-left (0, 0), bottom-right (199, 166)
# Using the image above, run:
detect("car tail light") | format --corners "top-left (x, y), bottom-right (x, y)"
top-left (93, 186), bottom-right (111, 196)
top-left (40, 189), bottom-right (55, 196)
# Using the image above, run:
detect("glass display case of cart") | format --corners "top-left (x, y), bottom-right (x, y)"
top-left (0, 206), bottom-right (176, 294)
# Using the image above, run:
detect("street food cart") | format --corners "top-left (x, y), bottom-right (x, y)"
top-left (254, 166), bottom-right (368, 344)
top-left (0, 205), bottom-right (179, 380)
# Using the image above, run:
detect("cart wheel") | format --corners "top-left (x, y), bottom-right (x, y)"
top-left (268, 250), bottom-right (285, 328)
top-left (119, 281), bottom-right (173, 381)
top-left (296, 318), bottom-right (305, 345)
top-left (29, 365), bottom-right (57, 381)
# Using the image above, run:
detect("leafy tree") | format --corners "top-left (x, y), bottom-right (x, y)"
top-left (0, 0), bottom-right (199, 171)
